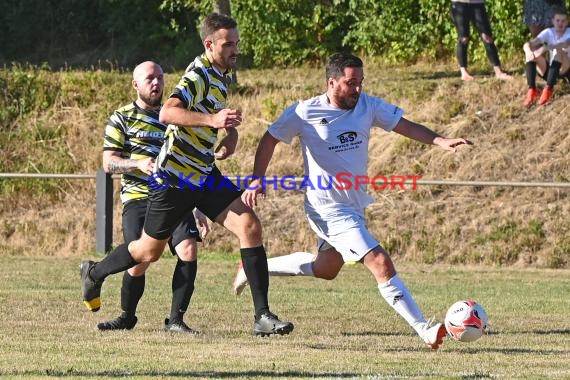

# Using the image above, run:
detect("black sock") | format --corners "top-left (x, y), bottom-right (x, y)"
top-left (169, 259), bottom-right (197, 322)
top-left (240, 246), bottom-right (270, 318)
top-left (547, 60), bottom-right (561, 88)
top-left (120, 272), bottom-right (145, 320)
top-left (525, 61), bottom-right (537, 89)
top-left (90, 243), bottom-right (138, 282)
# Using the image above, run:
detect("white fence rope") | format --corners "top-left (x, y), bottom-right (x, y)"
top-left (1, 173), bottom-right (570, 188)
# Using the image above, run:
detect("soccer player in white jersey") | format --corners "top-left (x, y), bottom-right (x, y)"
top-left (237, 52), bottom-right (471, 350)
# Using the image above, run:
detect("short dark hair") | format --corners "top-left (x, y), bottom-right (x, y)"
top-left (551, 6), bottom-right (568, 18)
top-left (325, 52), bottom-right (363, 81)
top-left (200, 13), bottom-right (238, 41)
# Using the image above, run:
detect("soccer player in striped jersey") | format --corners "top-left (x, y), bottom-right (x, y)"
top-left (98, 61), bottom-right (209, 333)
top-left (80, 14), bottom-right (293, 336)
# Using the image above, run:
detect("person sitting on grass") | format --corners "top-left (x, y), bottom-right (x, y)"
top-left (523, 6), bottom-right (570, 106)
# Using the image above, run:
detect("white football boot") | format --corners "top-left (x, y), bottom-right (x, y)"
top-left (419, 318), bottom-right (447, 350)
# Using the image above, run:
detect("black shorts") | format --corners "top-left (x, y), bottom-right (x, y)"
top-left (144, 167), bottom-right (242, 240)
top-left (123, 199), bottom-right (201, 255)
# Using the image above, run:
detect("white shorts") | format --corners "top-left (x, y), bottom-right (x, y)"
top-left (305, 206), bottom-right (380, 263)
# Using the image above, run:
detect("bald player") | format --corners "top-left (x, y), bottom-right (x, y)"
top-left (98, 61), bottom-right (208, 333)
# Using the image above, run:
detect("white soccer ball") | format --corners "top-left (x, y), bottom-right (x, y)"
top-left (444, 300), bottom-right (488, 342)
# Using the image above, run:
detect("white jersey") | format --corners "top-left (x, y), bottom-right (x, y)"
top-left (268, 92), bottom-right (403, 213)
top-left (536, 27), bottom-right (570, 64)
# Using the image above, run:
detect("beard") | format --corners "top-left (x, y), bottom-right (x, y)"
top-left (141, 91), bottom-right (163, 107)
top-left (225, 54), bottom-right (238, 69)
top-left (337, 93), bottom-right (359, 109)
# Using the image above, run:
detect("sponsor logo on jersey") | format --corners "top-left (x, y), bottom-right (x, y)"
top-left (135, 131), bottom-right (165, 139)
top-left (337, 131), bottom-right (357, 144)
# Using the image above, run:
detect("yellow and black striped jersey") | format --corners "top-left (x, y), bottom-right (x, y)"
top-left (103, 102), bottom-right (166, 203)
top-left (156, 54), bottom-right (233, 187)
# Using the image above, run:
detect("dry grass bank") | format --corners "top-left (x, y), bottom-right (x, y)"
top-left (1, 62), bottom-right (569, 267)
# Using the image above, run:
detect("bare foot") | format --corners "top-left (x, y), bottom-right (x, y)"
top-left (460, 68), bottom-right (474, 81)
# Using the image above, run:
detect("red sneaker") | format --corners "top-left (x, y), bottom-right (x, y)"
top-left (523, 88), bottom-right (540, 106)
top-left (538, 87), bottom-right (554, 105)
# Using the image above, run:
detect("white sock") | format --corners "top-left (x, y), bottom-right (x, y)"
top-left (378, 275), bottom-right (426, 334)
top-left (267, 252), bottom-right (315, 276)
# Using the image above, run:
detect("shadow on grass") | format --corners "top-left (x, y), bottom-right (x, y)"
top-left (2, 370), bottom-right (361, 378)
top-left (340, 331), bottom-right (409, 337)
top-left (489, 328), bottom-right (570, 335)
top-left (409, 70), bottom-right (459, 80)
top-left (383, 346), bottom-right (570, 355)
top-left (453, 347), bottom-right (570, 355)
top-left (533, 328), bottom-right (570, 335)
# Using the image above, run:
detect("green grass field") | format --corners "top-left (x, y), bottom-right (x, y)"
top-left (0, 254), bottom-right (568, 379)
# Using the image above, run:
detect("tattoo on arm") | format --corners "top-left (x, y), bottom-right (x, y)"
top-left (108, 159), bottom-right (139, 174)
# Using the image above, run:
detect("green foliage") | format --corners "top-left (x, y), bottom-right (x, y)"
top-left (0, 0), bottom-right (203, 70)
top-left (233, 0), bottom-right (526, 67)
top-left (549, 241), bottom-right (570, 268)
top-left (233, 0), bottom-right (350, 66)
top-left (260, 97), bottom-right (280, 121)
top-left (346, 0), bottom-right (428, 62)
top-left (0, 68), bottom-right (132, 196)
top-left (0, 0), bottom-right (530, 69)
top-left (416, 228), bottom-right (439, 264)
top-left (482, 0), bottom-right (528, 63)
top-left (472, 219), bottom-right (547, 266)
top-left (0, 64), bottom-right (59, 126)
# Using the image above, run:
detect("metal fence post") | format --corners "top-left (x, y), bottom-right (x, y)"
top-left (95, 169), bottom-right (113, 253)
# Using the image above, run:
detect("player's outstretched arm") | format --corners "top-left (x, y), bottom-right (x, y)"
top-left (393, 117), bottom-right (472, 152)
top-left (242, 131), bottom-right (280, 208)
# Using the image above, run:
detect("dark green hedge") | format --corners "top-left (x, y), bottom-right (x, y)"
top-left (0, 0), bottom-right (549, 69)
